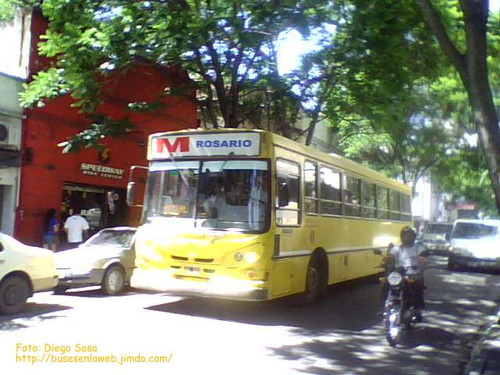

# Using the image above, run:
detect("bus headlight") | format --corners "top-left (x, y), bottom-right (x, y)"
top-left (233, 251), bottom-right (259, 264)
top-left (244, 252), bottom-right (260, 264)
top-left (224, 244), bottom-right (264, 267)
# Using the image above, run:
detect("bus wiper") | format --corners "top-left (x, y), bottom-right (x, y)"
top-left (165, 148), bottom-right (190, 190)
top-left (218, 151), bottom-right (234, 172)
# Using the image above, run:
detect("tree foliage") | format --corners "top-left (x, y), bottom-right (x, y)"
top-left (18, 0), bottom-right (329, 151)
top-left (310, 0), bottom-right (499, 215)
top-left (311, 0), bottom-right (452, 190)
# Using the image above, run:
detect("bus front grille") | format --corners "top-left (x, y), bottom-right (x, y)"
top-left (171, 255), bottom-right (188, 261)
top-left (194, 258), bottom-right (214, 263)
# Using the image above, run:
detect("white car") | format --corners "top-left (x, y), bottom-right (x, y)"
top-left (421, 222), bottom-right (453, 255)
top-left (448, 219), bottom-right (500, 271)
top-left (54, 227), bottom-right (136, 295)
top-left (0, 232), bottom-right (58, 315)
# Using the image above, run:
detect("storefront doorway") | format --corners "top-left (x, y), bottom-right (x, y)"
top-left (61, 183), bottom-right (127, 239)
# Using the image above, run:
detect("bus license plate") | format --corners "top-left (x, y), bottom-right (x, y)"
top-left (185, 266), bottom-right (201, 274)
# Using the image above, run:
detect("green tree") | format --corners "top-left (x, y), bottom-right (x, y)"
top-left (313, 0), bottom-right (452, 193)
top-left (433, 147), bottom-right (497, 216)
top-left (313, 0), bottom-right (499, 213)
top-left (15, 0), bottom-right (327, 151)
top-left (416, 0), bottom-right (500, 213)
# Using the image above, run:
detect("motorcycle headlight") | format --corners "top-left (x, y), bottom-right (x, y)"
top-left (387, 272), bottom-right (403, 286)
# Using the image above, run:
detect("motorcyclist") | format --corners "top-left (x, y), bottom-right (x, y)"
top-left (381, 226), bottom-right (426, 322)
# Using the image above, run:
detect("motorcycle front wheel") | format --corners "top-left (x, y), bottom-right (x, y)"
top-left (385, 308), bottom-right (402, 347)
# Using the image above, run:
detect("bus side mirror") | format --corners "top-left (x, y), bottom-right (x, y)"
top-left (278, 183), bottom-right (289, 207)
top-left (127, 165), bottom-right (148, 207)
top-left (445, 232), bottom-right (451, 241)
top-left (127, 182), bottom-right (137, 207)
top-left (0, 241), bottom-right (4, 252)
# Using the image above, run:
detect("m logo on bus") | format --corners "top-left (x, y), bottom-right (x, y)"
top-left (156, 137), bottom-right (190, 154)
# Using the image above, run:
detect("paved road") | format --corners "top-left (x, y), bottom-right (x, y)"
top-left (1, 256), bottom-right (499, 375)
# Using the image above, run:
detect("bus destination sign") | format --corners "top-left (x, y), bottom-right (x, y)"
top-left (149, 132), bottom-right (261, 159)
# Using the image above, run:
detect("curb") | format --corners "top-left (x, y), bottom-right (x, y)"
top-left (464, 310), bottom-right (500, 375)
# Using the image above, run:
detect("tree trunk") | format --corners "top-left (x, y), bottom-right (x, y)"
top-left (305, 112), bottom-right (319, 146)
top-left (416, 0), bottom-right (500, 214)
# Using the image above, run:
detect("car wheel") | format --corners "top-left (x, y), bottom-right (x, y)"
top-left (0, 276), bottom-right (30, 315)
top-left (101, 265), bottom-right (125, 295)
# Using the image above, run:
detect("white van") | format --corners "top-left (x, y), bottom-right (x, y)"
top-left (0, 232), bottom-right (58, 315)
top-left (447, 219), bottom-right (500, 271)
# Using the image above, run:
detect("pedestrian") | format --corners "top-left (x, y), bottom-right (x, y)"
top-left (42, 208), bottom-right (59, 251)
top-left (64, 208), bottom-right (90, 248)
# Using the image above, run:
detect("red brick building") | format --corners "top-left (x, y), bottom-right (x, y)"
top-left (15, 10), bottom-right (198, 246)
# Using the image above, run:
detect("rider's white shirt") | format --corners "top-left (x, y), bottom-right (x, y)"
top-left (389, 242), bottom-right (425, 271)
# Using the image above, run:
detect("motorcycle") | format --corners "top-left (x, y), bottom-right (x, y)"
top-left (381, 266), bottom-right (421, 347)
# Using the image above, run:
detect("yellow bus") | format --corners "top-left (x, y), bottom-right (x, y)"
top-left (127, 128), bottom-right (412, 302)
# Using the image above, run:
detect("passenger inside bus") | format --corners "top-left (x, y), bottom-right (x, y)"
top-left (200, 171), bottom-right (269, 230)
top-left (203, 179), bottom-right (226, 218)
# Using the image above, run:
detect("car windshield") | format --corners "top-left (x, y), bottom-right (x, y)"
top-left (83, 229), bottom-right (136, 248)
top-left (143, 159), bottom-right (270, 232)
top-left (425, 224), bottom-right (452, 234)
top-left (451, 223), bottom-right (498, 239)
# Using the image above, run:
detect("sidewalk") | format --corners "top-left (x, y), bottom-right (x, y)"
top-left (464, 310), bottom-right (500, 374)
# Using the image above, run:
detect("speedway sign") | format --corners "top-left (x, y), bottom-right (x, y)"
top-left (149, 132), bottom-right (261, 159)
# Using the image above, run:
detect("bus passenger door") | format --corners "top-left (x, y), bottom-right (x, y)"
top-left (270, 229), bottom-right (296, 297)
top-left (271, 159), bottom-right (302, 297)
top-left (337, 253), bottom-right (349, 281)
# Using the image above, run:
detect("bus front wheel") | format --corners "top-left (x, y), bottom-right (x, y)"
top-left (299, 256), bottom-right (325, 305)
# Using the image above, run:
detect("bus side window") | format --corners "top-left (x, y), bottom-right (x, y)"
top-left (304, 161), bottom-right (318, 214)
top-left (276, 159), bottom-right (301, 226)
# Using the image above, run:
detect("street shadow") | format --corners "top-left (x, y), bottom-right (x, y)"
top-left (0, 303), bottom-right (72, 331)
top-left (146, 277), bottom-right (383, 334)
top-left (55, 286), bottom-right (156, 298)
top-left (401, 325), bottom-right (456, 349)
top-left (142, 256), bottom-right (499, 375)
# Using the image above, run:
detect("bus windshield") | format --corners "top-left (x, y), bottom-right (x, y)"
top-left (144, 159), bottom-right (270, 232)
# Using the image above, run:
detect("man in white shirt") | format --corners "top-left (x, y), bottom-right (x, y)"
top-left (64, 210), bottom-right (90, 247)
top-left (382, 226), bottom-right (426, 321)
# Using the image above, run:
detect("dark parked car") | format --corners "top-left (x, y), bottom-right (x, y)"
top-left (54, 227), bottom-right (136, 295)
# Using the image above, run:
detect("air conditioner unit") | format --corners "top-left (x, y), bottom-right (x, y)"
top-left (0, 123), bottom-right (21, 147)
top-left (0, 123), bottom-right (8, 143)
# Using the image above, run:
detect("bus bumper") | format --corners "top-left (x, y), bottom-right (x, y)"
top-left (130, 269), bottom-right (269, 301)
